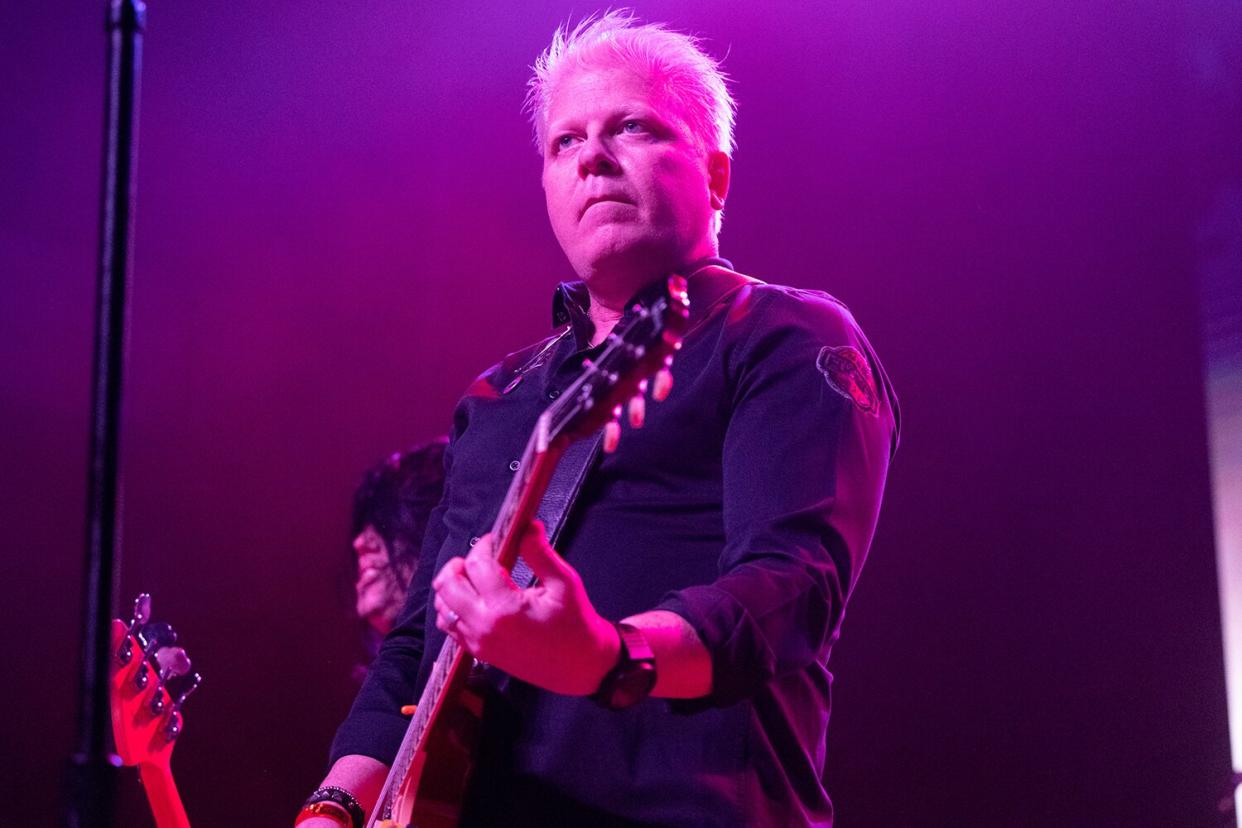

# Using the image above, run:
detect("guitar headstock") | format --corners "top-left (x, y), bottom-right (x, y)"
top-left (110, 593), bottom-right (201, 770)
top-left (546, 274), bottom-right (690, 444)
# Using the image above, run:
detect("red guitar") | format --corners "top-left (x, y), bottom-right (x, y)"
top-left (110, 593), bottom-right (201, 828)
top-left (367, 275), bottom-right (690, 827)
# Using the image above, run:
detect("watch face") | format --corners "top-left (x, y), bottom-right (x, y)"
top-left (607, 662), bottom-right (658, 709)
top-left (595, 623), bottom-right (657, 709)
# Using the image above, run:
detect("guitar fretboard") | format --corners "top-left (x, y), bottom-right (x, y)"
top-left (375, 430), bottom-right (542, 823)
top-left (378, 633), bottom-right (462, 820)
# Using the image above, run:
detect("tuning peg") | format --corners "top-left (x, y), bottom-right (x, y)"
top-left (149, 648), bottom-right (191, 716)
top-left (652, 367), bottom-right (674, 401)
top-left (603, 419), bottom-right (621, 454)
top-left (156, 646), bottom-right (192, 681)
top-left (627, 393), bottom-right (646, 429)
top-left (132, 594), bottom-right (152, 627)
top-left (171, 672), bottom-right (201, 710)
top-left (159, 671), bottom-right (200, 742)
top-left (139, 621), bottom-right (177, 653)
top-left (164, 711), bottom-right (183, 742)
top-left (135, 623), bottom-right (177, 690)
top-left (154, 670), bottom-right (200, 742)
top-left (118, 593), bottom-right (152, 665)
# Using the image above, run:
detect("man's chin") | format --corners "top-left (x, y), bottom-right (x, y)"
top-left (572, 237), bottom-right (678, 284)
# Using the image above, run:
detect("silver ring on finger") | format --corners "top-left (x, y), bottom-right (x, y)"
top-left (446, 609), bottom-right (460, 629)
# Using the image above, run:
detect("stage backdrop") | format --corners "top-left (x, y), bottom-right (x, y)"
top-left (1, 1), bottom-right (1235, 825)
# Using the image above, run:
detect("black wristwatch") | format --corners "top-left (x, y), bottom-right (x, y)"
top-left (592, 622), bottom-right (657, 709)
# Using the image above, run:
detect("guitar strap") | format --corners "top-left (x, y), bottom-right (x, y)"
top-left (510, 433), bottom-right (602, 588)
top-left (508, 264), bottom-right (754, 589)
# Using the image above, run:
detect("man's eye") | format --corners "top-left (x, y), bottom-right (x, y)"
top-left (555, 134), bottom-right (578, 150)
top-left (621, 120), bottom-right (645, 134)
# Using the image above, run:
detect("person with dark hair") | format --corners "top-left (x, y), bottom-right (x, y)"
top-left (349, 439), bottom-right (448, 654)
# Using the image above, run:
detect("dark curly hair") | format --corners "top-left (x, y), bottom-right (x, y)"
top-left (350, 437), bottom-right (449, 586)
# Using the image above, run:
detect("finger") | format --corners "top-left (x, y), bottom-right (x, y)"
top-left (436, 565), bottom-right (480, 615)
top-left (603, 419), bottom-right (621, 453)
top-left (433, 559), bottom-right (480, 633)
top-left (514, 520), bottom-right (574, 588)
top-left (652, 366), bottom-right (673, 401)
top-left (432, 556), bottom-right (468, 591)
top-left (465, 538), bottom-right (517, 598)
top-left (472, 533), bottom-right (496, 557)
top-left (433, 594), bottom-right (466, 637)
top-left (627, 393), bottom-right (645, 428)
top-left (435, 613), bottom-right (464, 645)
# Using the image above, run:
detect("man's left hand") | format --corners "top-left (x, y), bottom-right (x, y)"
top-left (432, 520), bottom-right (620, 696)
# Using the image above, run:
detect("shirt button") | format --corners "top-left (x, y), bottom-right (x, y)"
top-left (547, 388), bottom-right (560, 399)
top-left (468, 536), bottom-right (480, 547)
top-left (508, 460), bottom-right (521, 472)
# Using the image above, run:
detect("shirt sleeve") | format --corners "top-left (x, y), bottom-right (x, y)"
top-left (655, 287), bottom-right (900, 707)
top-left (328, 425), bottom-right (458, 766)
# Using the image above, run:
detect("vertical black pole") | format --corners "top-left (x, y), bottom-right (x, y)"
top-left (66, 2), bottom-right (146, 826)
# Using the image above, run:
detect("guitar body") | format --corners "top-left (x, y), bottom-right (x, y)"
top-left (386, 655), bottom-right (484, 828)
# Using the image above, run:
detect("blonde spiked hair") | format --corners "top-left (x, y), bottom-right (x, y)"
top-left (525, 10), bottom-right (737, 159)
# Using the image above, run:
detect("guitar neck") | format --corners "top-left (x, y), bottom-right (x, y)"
top-left (370, 423), bottom-right (566, 824)
top-left (488, 416), bottom-right (566, 571)
top-left (366, 276), bottom-right (689, 826)
top-left (138, 760), bottom-right (191, 828)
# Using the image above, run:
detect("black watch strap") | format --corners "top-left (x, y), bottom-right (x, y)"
top-left (592, 622), bottom-right (657, 710)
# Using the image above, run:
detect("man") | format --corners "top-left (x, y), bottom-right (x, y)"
top-left (298, 12), bottom-right (899, 827)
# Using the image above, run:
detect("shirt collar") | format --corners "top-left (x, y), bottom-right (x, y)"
top-left (551, 256), bottom-right (736, 349)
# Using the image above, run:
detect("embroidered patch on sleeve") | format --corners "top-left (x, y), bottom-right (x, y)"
top-left (816, 345), bottom-right (880, 417)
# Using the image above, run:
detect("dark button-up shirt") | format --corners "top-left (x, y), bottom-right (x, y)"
top-left (331, 259), bottom-right (900, 826)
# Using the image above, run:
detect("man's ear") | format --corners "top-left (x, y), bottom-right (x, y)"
top-left (707, 151), bottom-right (731, 210)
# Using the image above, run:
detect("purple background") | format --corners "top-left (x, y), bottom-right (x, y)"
top-left (2, 1), bottom-right (1237, 825)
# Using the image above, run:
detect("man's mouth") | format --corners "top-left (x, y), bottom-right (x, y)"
top-left (581, 195), bottom-right (633, 217)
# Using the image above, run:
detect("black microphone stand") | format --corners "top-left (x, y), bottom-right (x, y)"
top-left (66, 2), bottom-right (146, 826)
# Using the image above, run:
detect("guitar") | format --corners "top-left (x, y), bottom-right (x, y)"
top-left (367, 274), bottom-right (690, 828)
top-left (110, 593), bottom-right (202, 828)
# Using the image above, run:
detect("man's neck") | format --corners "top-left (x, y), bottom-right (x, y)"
top-left (580, 244), bottom-right (719, 347)
top-left (586, 299), bottom-right (626, 348)
top-left (580, 265), bottom-right (654, 347)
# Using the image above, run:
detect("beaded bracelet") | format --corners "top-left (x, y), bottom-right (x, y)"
top-left (297, 786), bottom-right (364, 828)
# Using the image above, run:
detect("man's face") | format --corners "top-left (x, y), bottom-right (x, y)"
top-left (541, 66), bottom-right (727, 284)
top-left (353, 524), bottom-right (404, 635)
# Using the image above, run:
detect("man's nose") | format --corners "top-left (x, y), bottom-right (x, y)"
top-left (354, 532), bottom-right (381, 556)
top-left (579, 133), bottom-right (619, 177)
